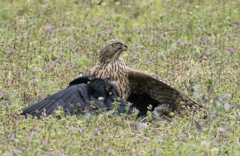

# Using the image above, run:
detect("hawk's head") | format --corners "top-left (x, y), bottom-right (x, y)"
top-left (99, 39), bottom-right (128, 62)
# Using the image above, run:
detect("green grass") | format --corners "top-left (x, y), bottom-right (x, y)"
top-left (1, 0), bottom-right (240, 155)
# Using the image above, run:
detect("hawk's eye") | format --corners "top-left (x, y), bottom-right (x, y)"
top-left (112, 43), bottom-right (117, 47)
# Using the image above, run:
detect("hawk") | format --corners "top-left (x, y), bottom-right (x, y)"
top-left (90, 39), bottom-right (205, 113)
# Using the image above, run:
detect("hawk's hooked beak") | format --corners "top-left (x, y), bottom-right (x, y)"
top-left (119, 44), bottom-right (128, 51)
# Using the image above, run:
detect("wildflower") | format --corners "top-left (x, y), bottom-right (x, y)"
top-left (102, 33), bottom-right (105, 37)
top-left (24, 69), bottom-right (26, 73)
top-left (138, 28), bottom-right (140, 32)
top-left (145, 49), bottom-right (149, 53)
top-left (32, 67), bottom-right (35, 71)
top-left (95, 128), bottom-right (98, 133)
top-left (107, 29), bottom-right (111, 33)
top-left (183, 133), bottom-right (186, 138)
top-left (26, 113), bottom-right (29, 119)
top-left (50, 151), bottom-right (55, 155)
top-left (48, 26), bottom-right (52, 31)
top-left (8, 135), bottom-right (14, 140)
top-left (230, 47), bottom-right (234, 51)
top-left (108, 148), bottom-right (114, 152)
top-left (89, 39), bottom-right (93, 42)
top-left (133, 107), bottom-right (138, 111)
top-left (40, 12), bottom-right (42, 16)
top-left (146, 60), bottom-right (149, 64)
top-left (13, 149), bottom-right (20, 154)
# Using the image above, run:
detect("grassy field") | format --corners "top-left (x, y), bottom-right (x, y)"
top-left (1, 0), bottom-right (240, 155)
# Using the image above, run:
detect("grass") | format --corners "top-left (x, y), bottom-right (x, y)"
top-left (1, 0), bottom-right (240, 155)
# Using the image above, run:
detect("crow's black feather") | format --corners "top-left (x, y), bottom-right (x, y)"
top-left (21, 75), bottom-right (161, 119)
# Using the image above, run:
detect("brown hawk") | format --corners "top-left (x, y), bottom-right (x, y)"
top-left (89, 39), bottom-right (205, 113)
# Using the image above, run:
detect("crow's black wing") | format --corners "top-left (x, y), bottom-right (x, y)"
top-left (21, 76), bottom-right (128, 118)
top-left (21, 84), bottom-right (89, 118)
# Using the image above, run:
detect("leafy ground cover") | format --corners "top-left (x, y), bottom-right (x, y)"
top-left (1, 0), bottom-right (240, 155)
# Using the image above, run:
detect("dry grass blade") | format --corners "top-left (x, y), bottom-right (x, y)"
top-left (218, 124), bottom-right (233, 133)
top-left (194, 120), bottom-right (203, 133)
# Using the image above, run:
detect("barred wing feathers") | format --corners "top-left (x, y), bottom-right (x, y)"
top-left (127, 67), bottom-right (205, 112)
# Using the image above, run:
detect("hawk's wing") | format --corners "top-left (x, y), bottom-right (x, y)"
top-left (127, 67), bottom-right (205, 112)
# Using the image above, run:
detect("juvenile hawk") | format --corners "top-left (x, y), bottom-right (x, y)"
top-left (90, 39), bottom-right (205, 113)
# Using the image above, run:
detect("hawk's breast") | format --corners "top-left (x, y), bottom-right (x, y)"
top-left (93, 58), bottom-right (130, 101)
